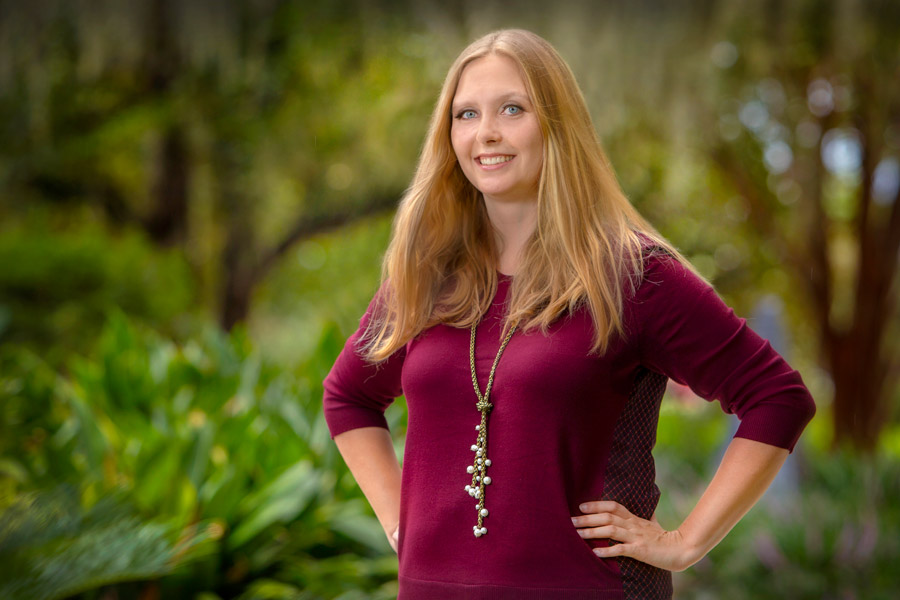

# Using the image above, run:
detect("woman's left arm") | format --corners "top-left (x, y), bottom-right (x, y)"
top-left (571, 436), bottom-right (787, 572)
top-left (578, 252), bottom-right (815, 571)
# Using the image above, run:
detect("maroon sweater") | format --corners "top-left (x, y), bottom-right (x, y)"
top-left (322, 252), bottom-right (816, 599)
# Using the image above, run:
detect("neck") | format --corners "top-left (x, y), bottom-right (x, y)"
top-left (483, 196), bottom-right (538, 276)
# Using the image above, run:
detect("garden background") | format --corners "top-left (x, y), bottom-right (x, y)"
top-left (1, 0), bottom-right (899, 598)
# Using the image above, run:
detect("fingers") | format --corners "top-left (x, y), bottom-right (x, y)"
top-left (592, 542), bottom-right (630, 558)
top-left (572, 503), bottom-right (660, 545)
top-left (571, 511), bottom-right (628, 529)
top-left (576, 524), bottom-right (637, 543)
top-left (577, 500), bottom-right (631, 517)
top-left (387, 525), bottom-right (400, 554)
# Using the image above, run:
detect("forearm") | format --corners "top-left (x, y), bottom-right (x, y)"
top-left (676, 436), bottom-right (788, 566)
top-left (333, 426), bottom-right (402, 536)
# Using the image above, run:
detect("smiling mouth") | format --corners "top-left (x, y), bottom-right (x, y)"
top-left (478, 155), bottom-right (514, 166)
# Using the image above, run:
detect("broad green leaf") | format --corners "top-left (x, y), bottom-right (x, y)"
top-left (133, 442), bottom-right (183, 512)
top-left (330, 513), bottom-right (390, 554)
top-left (229, 461), bottom-right (320, 549)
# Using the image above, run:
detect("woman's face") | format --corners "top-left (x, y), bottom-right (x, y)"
top-left (450, 53), bottom-right (543, 206)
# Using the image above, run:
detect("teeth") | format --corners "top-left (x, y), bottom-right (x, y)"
top-left (479, 155), bottom-right (513, 166)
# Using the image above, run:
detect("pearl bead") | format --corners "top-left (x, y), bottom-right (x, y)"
top-left (465, 485), bottom-right (471, 492)
top-left (475, 424), bottom-right (481, 430)
top-left (467, 466), bottom-right (474, 474)
top-left (481, 508), bottom-right (489, 517)
top-left (480, 527), bottom-right (487, 535)
top-left (470, 444), bottom-right (477, 451)
top-left (476, 476), bottom-right (481, 481)
top-left (483, 476), bottom-right (492, 485)
top-left (476, 449), bottom-right (482, 456)
top-left (485, 459), bottom-right (492, 466)
top-left (474, 530), bottom-right (482, 537)
top-left (477, 458), bottom-right (483, 465)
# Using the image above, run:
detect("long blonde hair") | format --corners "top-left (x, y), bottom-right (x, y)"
top-left (361, 29), bottom-right (703, 362)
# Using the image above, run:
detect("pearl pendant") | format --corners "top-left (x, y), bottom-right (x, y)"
top-left (467, 321), bottom-right (516, 540)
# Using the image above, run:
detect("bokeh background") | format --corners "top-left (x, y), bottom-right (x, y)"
top-left (1, 0), bottom-right (899, 598)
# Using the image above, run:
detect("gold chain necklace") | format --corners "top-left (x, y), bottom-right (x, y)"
top-left (465, 318), bottom-right (517, 538)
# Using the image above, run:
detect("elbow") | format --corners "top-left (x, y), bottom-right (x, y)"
top-left (786, 389), bottom-right (817, 453)
top-left (801, 389), bottom-right (817, 427)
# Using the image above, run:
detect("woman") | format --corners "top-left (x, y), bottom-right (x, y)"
top-left (322, 29), bottom-right (815, 599)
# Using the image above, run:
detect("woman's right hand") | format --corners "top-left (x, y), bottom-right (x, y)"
top-left (388, 524), bottom-right (400, 553)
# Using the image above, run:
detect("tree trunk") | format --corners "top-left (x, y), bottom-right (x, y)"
top-left (219, 235), bottom-right (255, 332)
top-left (141, 0), bottom-right (189, 246)
top-left (704, 1), bottom-right (900, 452)
top-left (145, 125), bottom-right (189, 246)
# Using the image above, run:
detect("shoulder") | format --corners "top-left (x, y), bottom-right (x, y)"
top-left (641, 250), bottom-right (696, 286)
top-left (627, 246), bottom-right (720, 326)
top-left (630, 232), bottom-right (694, 281)
top-left (636, 243), bottom-right (705, 294)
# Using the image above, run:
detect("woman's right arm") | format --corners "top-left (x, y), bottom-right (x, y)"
top-left (333, 426), bottom-right (402, 552)
top-left (322, 283), bottom-right (407, 553)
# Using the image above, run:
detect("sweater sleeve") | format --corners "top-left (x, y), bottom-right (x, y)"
top-left (632, 253), bottom-right (816, 452)
top-left (322, 283), bottom-right (407, 440)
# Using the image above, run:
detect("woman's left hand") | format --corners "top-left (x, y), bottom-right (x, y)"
top-left (571, 501), bottom-right (701, 572)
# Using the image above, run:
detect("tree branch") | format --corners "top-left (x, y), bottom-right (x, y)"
top-left (257, 193), bottom-right (401, 279)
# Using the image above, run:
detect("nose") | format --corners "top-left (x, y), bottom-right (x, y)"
top-left (476, 113), bottom-right (501, 144)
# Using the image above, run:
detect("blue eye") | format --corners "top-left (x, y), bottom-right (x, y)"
top-left (457, 109), bottom-right (477, 119)
top-left (504, 105), bottom-right (522, 115)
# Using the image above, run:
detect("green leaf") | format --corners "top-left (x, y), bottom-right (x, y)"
top-left (330, 512), bottom-right (390, 554)
top-left (133, 442), bottom-right (184, 512)
top-left (0, 487), bottom-right (208, 600)
top-left (228, 460), bottom-right (320, 549)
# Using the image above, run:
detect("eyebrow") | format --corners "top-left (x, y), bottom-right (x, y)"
top-left (451, 92), bottom-right (531, 114)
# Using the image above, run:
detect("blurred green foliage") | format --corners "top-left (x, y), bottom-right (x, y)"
top-left (0, 210), bottom-right (197, 366)
top-left (0, 302), bottom-right (407, 599)
top-left (0, 486), bottom-right (215, 600)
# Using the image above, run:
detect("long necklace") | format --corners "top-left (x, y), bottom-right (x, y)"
top-left (465, 318), bottom-right (517, 538)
